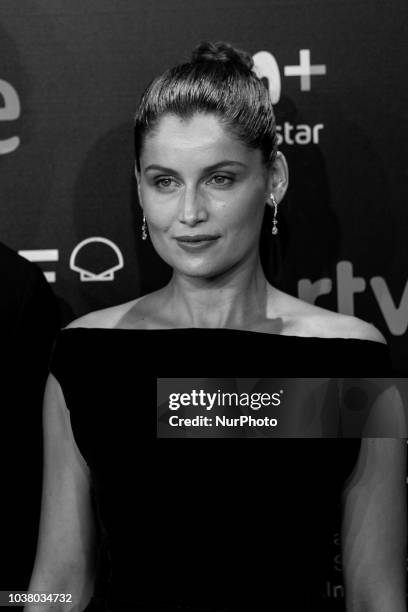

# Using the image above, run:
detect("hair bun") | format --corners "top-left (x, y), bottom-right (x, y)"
top-left (191, 40), bottom-right (254, 71)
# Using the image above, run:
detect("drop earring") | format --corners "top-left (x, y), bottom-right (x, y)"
top-left (270, 193), bottom-right (278, 235)
top-left (141, 214), bottom-right (148, 241)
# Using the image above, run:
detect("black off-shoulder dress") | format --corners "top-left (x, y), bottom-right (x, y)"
top-left (49, 328), bottom-right (393, 611)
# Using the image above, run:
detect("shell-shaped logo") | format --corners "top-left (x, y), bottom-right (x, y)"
top-left (69, 237), bottom-right (124, 281)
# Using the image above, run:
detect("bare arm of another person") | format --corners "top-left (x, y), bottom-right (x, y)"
top-left (24, 374), bottom-right (98, 612)
top-left (342, 438), bottom-right (407, 612)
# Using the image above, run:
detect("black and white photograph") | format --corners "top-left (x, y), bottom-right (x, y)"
top-left (0, 1), bottom-right (407, 610)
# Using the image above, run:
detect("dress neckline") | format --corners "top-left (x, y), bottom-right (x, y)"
top-left (60, 326), bottom-right (386, 345)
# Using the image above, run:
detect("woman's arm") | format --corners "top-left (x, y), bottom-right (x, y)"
top-left (24, 374), bottom-right (98, 612)
top-left (341, 438), bottom-right (407, 612)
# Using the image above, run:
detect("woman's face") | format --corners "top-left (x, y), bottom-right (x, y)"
top-left (136, 112), bottom-right (278, 279)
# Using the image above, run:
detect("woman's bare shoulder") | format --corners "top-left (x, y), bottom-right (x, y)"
top-left (330, 314), bottom-right (387, 343)
top-left (312, 311), bottom-right (387, 343)
top-left (64, 298), bottom-right (144, 330)
top-left (269, 286), bottom-right (387, 343)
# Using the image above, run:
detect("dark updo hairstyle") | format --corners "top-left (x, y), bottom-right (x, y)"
top-left (134, 40), bottom-right (278, 172)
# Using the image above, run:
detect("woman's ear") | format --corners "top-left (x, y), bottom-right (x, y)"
top-left (134, 163), bottom-right (143, 208)
top-left (266, 151), bottom-right (289, 205)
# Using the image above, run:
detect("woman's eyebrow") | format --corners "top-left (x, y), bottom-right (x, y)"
top-left (144, 160), bottom-right (248, 173)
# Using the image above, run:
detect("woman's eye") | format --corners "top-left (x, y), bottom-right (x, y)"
top-left (210, 175), bottom-right (233, 185)
top-left (155, 177), bottom-right (175, 189)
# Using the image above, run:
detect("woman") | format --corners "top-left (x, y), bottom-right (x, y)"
top-left (26, 41), bottom-right (406, 611)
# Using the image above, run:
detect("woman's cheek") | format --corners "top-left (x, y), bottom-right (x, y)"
top-left (148, 209), bottom-right (173, 233)
top-left (229, 199), bottom-right (263, 233)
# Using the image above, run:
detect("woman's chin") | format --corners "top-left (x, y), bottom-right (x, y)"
top-left (174, 261), bottom-right (240, 280)
top-left (157, 247), bottom-right (242, 279)
top-left (177, 265), bottom-right (221, 279)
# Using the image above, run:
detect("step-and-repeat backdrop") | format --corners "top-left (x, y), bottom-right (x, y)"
top-left (1, 0), bottom-right (407, 605)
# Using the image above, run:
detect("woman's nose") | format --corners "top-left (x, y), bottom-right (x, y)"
top-left (178, 188), bottom-right (208, 225)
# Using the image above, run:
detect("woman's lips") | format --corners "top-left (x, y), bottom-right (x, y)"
top-left (175, 234), bottom-right (219, 242)
top-left (175, 236), bottom-right (220, 251)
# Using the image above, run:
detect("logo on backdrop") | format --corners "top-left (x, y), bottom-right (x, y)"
top-left (18, 249), bottom-right (59, 283)
top-left (0, 79), bottom-right (21, 154)
top-left (252, 49), bottom-right (326, 146)
top-left (19, 237), bottom-right (125, 283)
top-left (69, 237), bottom-right (124, 281)
top-left (298, 261), bottom-right (408, 336)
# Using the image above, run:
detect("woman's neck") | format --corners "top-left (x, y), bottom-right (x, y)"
top-left (163, 260), bottom-right (271, 329)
